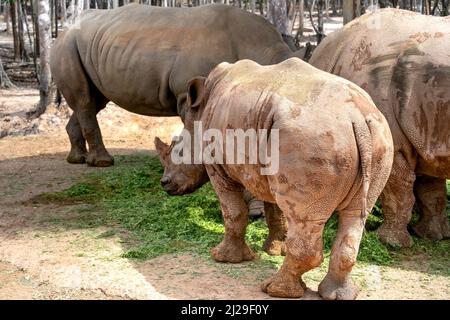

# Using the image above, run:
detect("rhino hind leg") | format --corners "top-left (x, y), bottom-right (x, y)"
top-left (66, 114), bottom-right (88, 164)
top-left (67, 95), bottom-right (113, 167)
top-left (54, 31), bottom-right (113, 167)
top-left (412, 176), bottom-right (450, 240)
top-left (66, 99), bottom-right (109, 166)
top-left (263, 202), bottom-right (287, 256)
top-left (318, 212), bottom-right (363, 300)
top-left (377, 154), bottom-right (415, 248)
top-left (261, 217), bottom-right (325, 298)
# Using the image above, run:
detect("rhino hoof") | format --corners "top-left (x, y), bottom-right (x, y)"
top-left (67, 150), bottom-right (87, 164)
top-left (261, 273), bottom-right (305, 298)
top-left (210, 241), bottom-right (256, 263)
top-left (263, 239), bottom-right (286, 256)
top-left (318, 274), bottom-right (359, 300)
top-left (86, 151), bottom-right (114, 167)
top-left (376, 224), bottom-right (413, 248)
top-left (412, 218), bottom-right (450, 241)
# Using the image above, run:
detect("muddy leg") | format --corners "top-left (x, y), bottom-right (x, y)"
top-left (66, 113), bottom-right (87, 164)
top-left (319, 212), bottom-right (364, 300)
top-left (243, 190), bottom-right (265, 218)
top-left (207, 170), bottom-right (255, 263)
top-left (263, 202), bottom-right (287, 256)
top-left (377, 154), bottom-right (415, 247)
top-left (413, 176), bottom-right (450, 240)
top-left (261, 219), bottom-right (325, 298)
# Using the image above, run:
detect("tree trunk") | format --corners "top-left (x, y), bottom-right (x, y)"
top-left (331, 0), bottom-right (337, 14)
top-left (4, 2), bottom-right (11, 34)
top-left (295, 0), bottom-right (304, 38)
top-left (10, 1), bottom-right (21, 61)
top-left (32, 0), bottom-right (40, 57)
top-left (343, 0), bottom-right (360, 24)
top-left (269, 0), bottom-right (289, 34)
top-left (443, 0), bottom-right (449, 16)
top-left (54, 0), bottom-right (59, 37)
top-left (0, 57), bottom-right (16, 89)
top-left (22, 0), bottom-right (34, 61)
top-left (50, 0), bottom-right (54, 35)
top-left (431, 0), bottom-right (439, 15)
top-left (17, 0), bottom-right (28, 61)
top-left (317, 0), bottom-right (325, 42)
top-left (37, 0), bottom-right (52, 116)
top-left (61, 0), bottom-right (66, 27)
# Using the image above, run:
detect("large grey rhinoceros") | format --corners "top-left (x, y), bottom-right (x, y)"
top-left (309, 8), bottom-right (450, 247)
top-left (50, 3), bottom-right (302, 167)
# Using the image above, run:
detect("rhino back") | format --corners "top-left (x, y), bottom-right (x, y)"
top-left (73, 4), bottom-right (290, 116)
top-left (309, 9), bottom-right (450, 176)
top-left (201, 58), bottom-right (384, 206)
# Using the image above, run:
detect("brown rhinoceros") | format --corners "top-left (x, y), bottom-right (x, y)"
top-left (309, 8), bottom-right (450, 247)
top-left (50, 3), bottom-right (303, 167)
top-left (161, 58), bottom-right (393, 299)
top-left (154, 137), bottom-right (288, 256)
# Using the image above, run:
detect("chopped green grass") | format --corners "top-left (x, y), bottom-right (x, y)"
top-left (37, 154), bottom-right (449, 273)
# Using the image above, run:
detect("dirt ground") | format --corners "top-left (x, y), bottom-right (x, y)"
top-left (0, 88), bottom-right (449, 300)
top-left (1, 15), bottom-right (449, 300)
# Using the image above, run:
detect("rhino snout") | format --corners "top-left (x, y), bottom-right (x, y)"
top-left (160, 176), bottom-right (172, 187)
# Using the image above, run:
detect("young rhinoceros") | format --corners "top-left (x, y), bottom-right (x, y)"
top-left (170, 58), bottom-right (394, 300)
top-left (154, 137), bottom-right (288, 257)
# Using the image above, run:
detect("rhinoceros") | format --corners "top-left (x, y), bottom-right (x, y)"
top-left (158, 58), bottom-right (393, 299)
top-left (309, 8), bottom-right (450, 247)
top-left (50, 3), bottom-right (303, 167)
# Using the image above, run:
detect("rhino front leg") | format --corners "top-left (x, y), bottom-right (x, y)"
top-left (319, 211), bottom-right (364, 300)
top-left (263, 202), bottom-right (287, 256)
top-left (413, 176), bottom-right (450, 240)
top-left (207, 169), bottom-right (256, 263)
top-left (66, 114), bottom-right (88, 164)
top-left (377, 154), bottom-right (415, 247)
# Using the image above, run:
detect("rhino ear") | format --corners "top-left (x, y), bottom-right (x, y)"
top-left (187, 77), bottom-right (206, 109)
top-left (154, 137), bottom-right (169, 159)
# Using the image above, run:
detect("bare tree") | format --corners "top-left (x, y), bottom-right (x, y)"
top-left (10, 1), bottom-right (20, 60)
top-left (269, 0), bottom-right (289, 34)
top-left (36, 0), bottom-right (52, 115)
top-left (17, 0), bottom-right (28, 61)
top-left (61, 0), bottom-right (67, 27)
top-left (0, 57), bottom-right (16, 89)
top-left (4, 2), bottom-right (11, 34)
top-left (343, 0), bottom-right (360, 24)
top-left (298, 0), bottom-right (304, 36)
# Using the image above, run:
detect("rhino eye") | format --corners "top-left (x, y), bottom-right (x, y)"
top-left (179, 149), bottom-right (183, 157)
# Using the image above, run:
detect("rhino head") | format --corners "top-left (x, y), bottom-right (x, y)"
top-left (154, 136), bottom-right (209, 196)
top-left (155, 75), bottom-right (220, 195)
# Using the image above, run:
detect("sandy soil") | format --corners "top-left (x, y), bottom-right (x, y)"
top-left (0, 88), bottom-right (449, 300)
top-left (1, 14), bottom-right (449, 299)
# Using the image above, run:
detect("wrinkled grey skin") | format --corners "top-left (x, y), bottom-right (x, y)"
top-left (50, 3), bottom-right (305, 167)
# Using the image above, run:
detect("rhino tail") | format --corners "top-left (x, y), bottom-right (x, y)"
top-left (55, 88), bottom-right (62, 107)
top-left (352, 119), bottom-right (373, 223)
